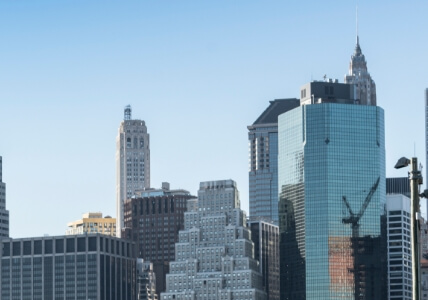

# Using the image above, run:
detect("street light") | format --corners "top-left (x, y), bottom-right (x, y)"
top-left (395, 156), bottom-right (423, 300)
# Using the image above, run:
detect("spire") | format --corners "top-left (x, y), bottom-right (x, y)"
top-left (354, 6), bottom-right (362, 56)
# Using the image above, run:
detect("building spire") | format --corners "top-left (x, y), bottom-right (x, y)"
top-left (354, 6), bottom-right (362, 56)
top-left (356, 5), bottom-right (359, 45)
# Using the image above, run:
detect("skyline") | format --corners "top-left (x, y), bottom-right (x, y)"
top-left (0, 1), bottom-right (427, 238)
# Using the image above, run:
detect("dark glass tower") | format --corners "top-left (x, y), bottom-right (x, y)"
top-left (248, 99), bottom-right (299, 224)
top-left (278, 81), bottom-right (386, 300)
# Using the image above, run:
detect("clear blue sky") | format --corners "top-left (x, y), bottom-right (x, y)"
top-left (1, 1), bottom-right (427, 238)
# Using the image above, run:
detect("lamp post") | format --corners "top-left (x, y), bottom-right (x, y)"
top-left (395, 157), bottom-right (422, 300)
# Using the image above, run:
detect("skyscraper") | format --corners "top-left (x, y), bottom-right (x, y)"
top-left (0, 156), bottom-right (9, 239)
top-left (160, 180), bottom-right (267, 300)
top-left (278, 81), bottom-right (386, 300)
top-left (248, 99), bottom-right (299, 224)
top-left (123, 183), bottom-right (196, 297)
top-left (386, 194), bottom-right (412, 299)
top-left (116, 105), bottom-right (150, 236)
top-left (344, 36), bottom-right (377, 105)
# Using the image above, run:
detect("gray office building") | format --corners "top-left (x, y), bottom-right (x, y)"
top-left (0, 234), bottom-right (136, 300)
top-left (248, 99), bottom-right (299, 224)
top-left (0, 156), bottom-right (9, 239)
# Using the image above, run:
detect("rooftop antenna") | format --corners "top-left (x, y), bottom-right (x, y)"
top-left (124, 105), bottom-right (132, 120)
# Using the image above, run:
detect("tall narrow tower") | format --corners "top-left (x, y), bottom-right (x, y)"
top-left (116, 106), bottom-right (150, 237)
top-left (344, 36), bottom-right (377, 106)
top-left (0, 156), bottom-right (9, 238)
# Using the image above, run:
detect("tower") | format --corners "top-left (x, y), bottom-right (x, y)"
top-left (116, 105), bottom-right (150, 237)
top-left (160, 180), bottom-right (267, 300)
top-left (385, 194), bottom-right (412, 299)
top-left (344, 36), bottom-right (377, 105)
top-left (248, 99), bottom-right (299, 224)
top-left (278, 81), bottom-right (386, 300)
top-left (0, 156), bottom-right (9, 239)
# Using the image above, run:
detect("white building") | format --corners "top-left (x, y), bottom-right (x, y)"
top-left (161, 180), bottom-right (266, 300)
top-left (0, 156), bottom-right (9, 239)
top-left (386, 194), bottom-right (412, 299)
top-left (116, 105), bottom-right (150, 236)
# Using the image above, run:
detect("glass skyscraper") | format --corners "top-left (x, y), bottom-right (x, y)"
top-left (248, 99), bottom-right (299, 224)
top-left (278, 82), bottom-right (386, 300)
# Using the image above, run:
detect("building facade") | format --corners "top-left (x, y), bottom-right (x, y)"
top-left (66, 212), bottom-right (116, 236)
top-left (0, 156), bottom-right (9, 239)
top-left (116, 105), bottom-right (150, 236)
top-left (161, 180), bottom-right (266, 300)
top-left (248, 220), bottom-right (279, 300)
top-left (137, 259), bottom-right (158, 300)
top-left (386, 194), bottom-right (412, 299)
top-left (123, 183), bottom-right (196, 297)
top-left (278, 81), bottom-right (386, 300)
top-left (248, 99), bottom-right (299, 224)
top-left (344, 36), bottom-right (377, 106)
top-left (0, 234), bottom-right (136, 300)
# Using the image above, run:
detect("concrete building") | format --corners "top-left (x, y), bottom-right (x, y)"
top-left (137, 259), bottom-right (158, 300)
top-left (248, 99), bottom-right (299, 224)
top-left (278, 80), bottom-right (387, 299)
top-left (0, 234), bottom-right (136, 300)
top-left (116, 105), bottom-right (150, 236)
top-left (386, 194), bottom-right (412, 299)
top-left (344, 36), bottom-right (377, 105)
top-left (248, 220), bottom-right (280, 300)
top-left (66, 212), bottom-right (116, 236)
top-left (161, 179), bottom-right (266, 300)
top-left (123, 183), bottom-right (196, 297)
top-left (0, 156), bottom-right (9, 239)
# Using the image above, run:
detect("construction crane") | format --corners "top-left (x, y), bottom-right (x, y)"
top-left (342, 177), bottom-right (380, 238)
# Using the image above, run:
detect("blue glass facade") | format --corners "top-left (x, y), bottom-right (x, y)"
top-left (278, 103), bottom-right (386, 300)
